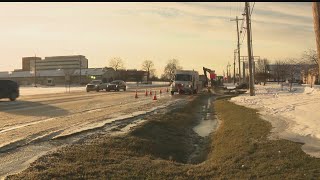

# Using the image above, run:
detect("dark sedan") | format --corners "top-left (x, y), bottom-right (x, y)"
top-left (106, 80), bottom-right (127, 91)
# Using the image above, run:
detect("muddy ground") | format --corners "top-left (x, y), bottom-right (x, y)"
top-left (6, 93), bottom-right (320, 179)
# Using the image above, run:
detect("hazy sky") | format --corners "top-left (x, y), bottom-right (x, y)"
top-left (0, 2), bottom-right (315, 76)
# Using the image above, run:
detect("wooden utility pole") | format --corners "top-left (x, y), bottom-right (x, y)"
top-left (227, 62), bottom-right (231, 83)
top-left (245, 2), bottom-right (255, 96)
top-left (312, 2), bottom-right (320, 83)
top-left (242, 60), bottom-right (246, 82)
top-left (233, 50), bottom-right (236, 84)
top-left (226, 65), bottom-right (229, 81)
top-left (34, 54), bottom-right (37, 87)
top-left (231, 16), bottom-right (244, 83)
top-left (79, 55), bottom-right (82, 85)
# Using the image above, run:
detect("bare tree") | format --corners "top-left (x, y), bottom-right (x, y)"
top-left (141, 60), bottom-right (155, 83)
top-left (109, 57), bottom-right (125, 71)
top-left (285, 58), bottom-right (303, 91)
top-left (302, 49), bottom-right (318, 66)
top-left (161, 59), bottom-right (182, 81)
top-left (255, 58), bottom-right (270, 85)
top-left (301, 49), bottom-right (319, 85)
top-left (273, 60), bottom-right (288, 84)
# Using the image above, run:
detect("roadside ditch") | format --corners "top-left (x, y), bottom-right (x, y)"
top-left (6, 92), bottom-right (219, 179)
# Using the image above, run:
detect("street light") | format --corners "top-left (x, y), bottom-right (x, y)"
top-left (79, 55), bottom-right (82, 85)
top-left (34, 55), bottom-right (37, 87)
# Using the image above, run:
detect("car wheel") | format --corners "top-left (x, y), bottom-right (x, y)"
top-left (9, 92), bottom-right (17, 101)
top-left (171, 91), bottom-right (174, 95)
top-left (96, 88), bottom-right (100, 92)
top-left (86, 89), bottom-right (89, 92)
top-left (123, 87), bottom-right (126, 91)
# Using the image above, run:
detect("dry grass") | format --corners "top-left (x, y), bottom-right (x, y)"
top-left (7, 95), bottom-right (320, 180)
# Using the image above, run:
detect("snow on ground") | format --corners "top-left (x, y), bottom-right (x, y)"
top-left (230, 82), bottom-right (320, 157)
top-left (20, 81), bottom-right (170, 96)
top-left (20, 86), bottom-right (85, 96)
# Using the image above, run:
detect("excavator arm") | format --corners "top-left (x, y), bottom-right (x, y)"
top-left (203, 67), bottom-right (213, 87)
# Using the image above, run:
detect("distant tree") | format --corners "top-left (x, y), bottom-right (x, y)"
top-left (302, 49), bottom-right (318, 66)
top-left (273, 60), bottom-right (288, 84)
top-left (285, 58), bottom-right (303, 91)
top-left (255, 58), bottom-right (270, 85)
top-left (162, 59), bottom-right (182, 81)
top-left (301, 49), bottom-right (319, 85)
top-left (109, 57), bottom-right (125, 71)
top-left (149, 73), bottom-right (159, 81)
top-left (141, 60), bottom-right (155, 83)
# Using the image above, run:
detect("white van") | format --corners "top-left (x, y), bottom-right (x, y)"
top-left (170, 70), bottom-right (202, 95)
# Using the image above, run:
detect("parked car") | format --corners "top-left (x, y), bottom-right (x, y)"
top-left (86, 80), bottom-right (108, 92)
top-left (106, 80), bottom-right (127, 91)
top-left (0, 80), bottom-right (20, 101)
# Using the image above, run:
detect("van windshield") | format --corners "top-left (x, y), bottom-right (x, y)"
top-left (175, 74), bottom-right (191, 81)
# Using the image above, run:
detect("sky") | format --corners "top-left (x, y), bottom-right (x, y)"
top-left (0, 2), bottom-right (316, 76)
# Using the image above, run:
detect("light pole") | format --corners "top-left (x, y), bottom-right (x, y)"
top-left (233, 49), bottom-right (237, 85)
top-left (34, 54), bottom-right (37, 87)
top-left (79, 55), bottom-right (82, 85)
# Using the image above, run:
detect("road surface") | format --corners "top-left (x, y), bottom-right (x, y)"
top-left (0, 85), bottom-right (191, 179)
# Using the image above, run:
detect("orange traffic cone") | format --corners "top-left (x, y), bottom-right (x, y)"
top-left (145, 89), bottom-right (148, 96)
top-left (166, 88), bottom-right (169, 93)
top-left (150, 90), bottom-right (152, 95)
top-left (160, 89), bottom-right (162, 94)
top-left (135, 90), bottom-right (138, 98)
top-left (153, 91), bottom-right (157, 100)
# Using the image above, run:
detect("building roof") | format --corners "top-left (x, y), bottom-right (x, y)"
top-left (44, 55), bottom-right (86, 60)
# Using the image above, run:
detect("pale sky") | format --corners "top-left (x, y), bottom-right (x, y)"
top-left (0, 2), bottom-right (316, 76)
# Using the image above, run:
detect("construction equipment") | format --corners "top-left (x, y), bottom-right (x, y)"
top-left (203, 67), bottom-right (223, 88)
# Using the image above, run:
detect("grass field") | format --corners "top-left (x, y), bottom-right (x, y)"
top-left (7, 94), bottom-right (320, 179)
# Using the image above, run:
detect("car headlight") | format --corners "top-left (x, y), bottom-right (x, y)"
top-left (116, 85), bottom-right (118, 87)
top-left (187, 85), bottom-right (192, 88)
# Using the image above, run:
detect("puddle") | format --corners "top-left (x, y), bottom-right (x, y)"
top-left (193, 97), bottom-right (218, 137)
top-left (110, 119), bottom-right (147, 136)
top-left (193, 117), bottom-right (218, 137)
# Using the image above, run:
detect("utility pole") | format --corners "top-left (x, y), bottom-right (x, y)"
top-left (226, 65), bottom-right (229, 80)
top-left (241, 57), bottom-right (246, 83)
top-left (227, 62), bottom-right (231, 83)
top-left (233, 49), bottom-right (237, 84)
top-left (79, 55), bottom-right (82, 85)
top-left (312, 2), bottom-right (320, 84)
top-left (231, 16), bottom-right (244, 83)
top-left (34, 54), bottom-right (37, 87)
top-left (245, 2), bottom-right (255, 96)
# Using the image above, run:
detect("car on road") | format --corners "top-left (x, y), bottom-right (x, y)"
top-left (0, 80), bottom-right (20, 101)
top-left (106, 80), bottom-right (127, 91)
top-left (86, 80), bottom-right (108, 92)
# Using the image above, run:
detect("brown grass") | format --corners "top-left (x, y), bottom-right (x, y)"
top-left (7, 95), bottom-right (320, 180)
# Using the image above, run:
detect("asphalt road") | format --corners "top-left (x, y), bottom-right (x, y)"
top-left (0, 85), bottom-right (193, 179)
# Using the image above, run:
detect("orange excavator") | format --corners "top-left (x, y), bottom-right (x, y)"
top-left (203, 67), bottom-right (223, 88)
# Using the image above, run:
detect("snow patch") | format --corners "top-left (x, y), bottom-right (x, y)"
top-left (230, 83), bottom-right (320, 157)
